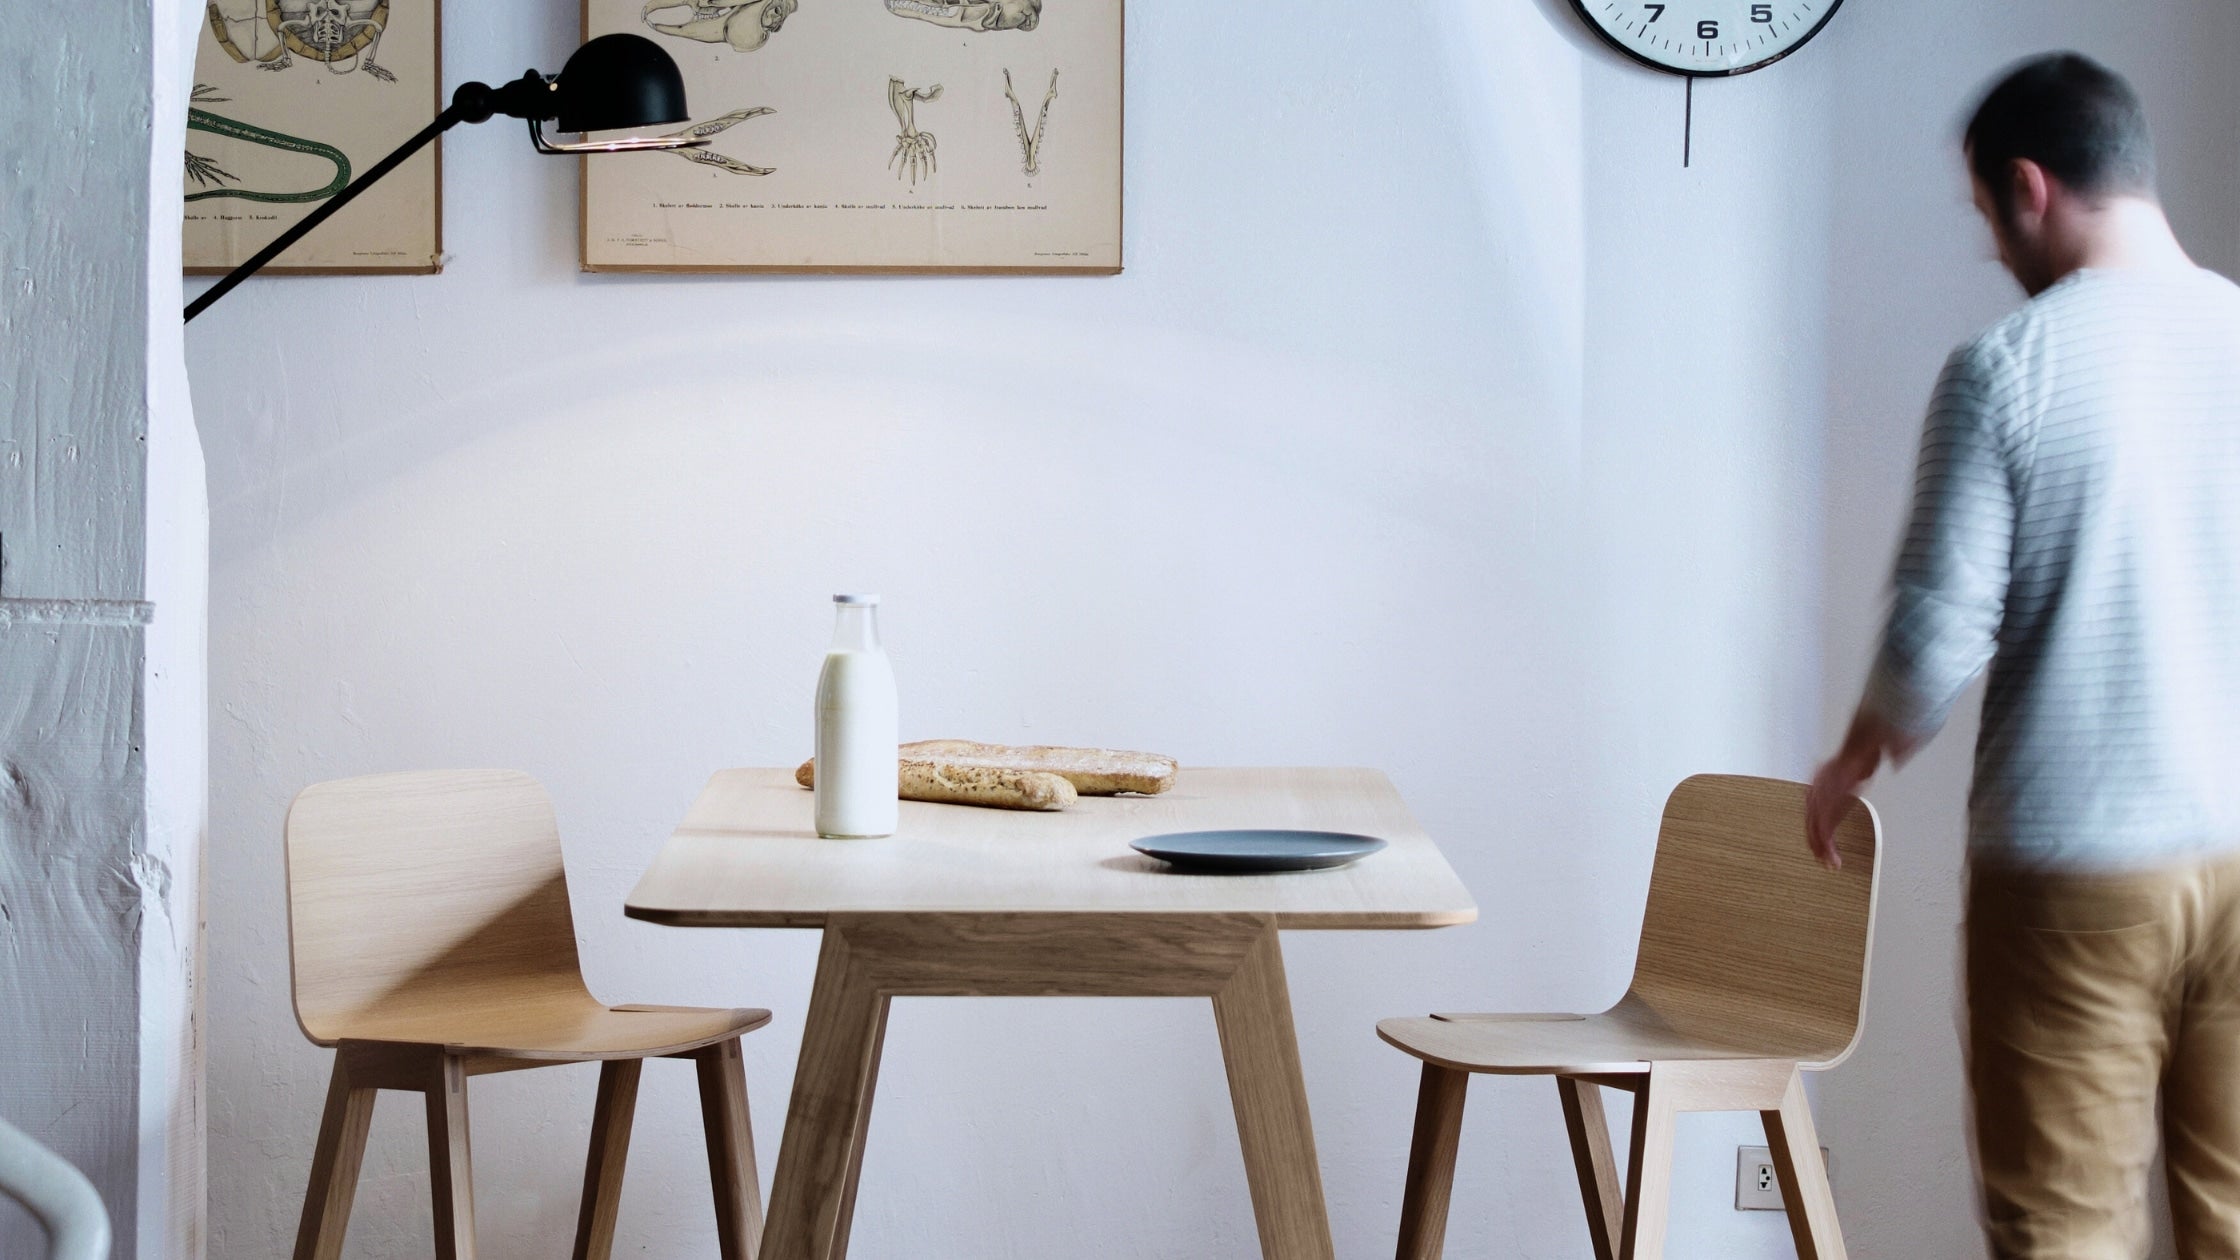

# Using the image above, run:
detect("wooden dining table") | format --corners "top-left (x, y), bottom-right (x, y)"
top-left (624, 765), bottom-right (1476, 1260)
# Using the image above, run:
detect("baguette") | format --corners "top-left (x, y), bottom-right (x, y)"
top-left (902, 760), bottom-right (1077, 811)
top-left (794, 757), bottom-right (1078, 812)
top-left (897, 739), bottom-right (1177, 795)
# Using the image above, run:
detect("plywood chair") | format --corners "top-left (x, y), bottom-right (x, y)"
top-left (282, 770), bottom-right (772, 1260)
top-left (1378, 774), bottom-right (1880, 1260)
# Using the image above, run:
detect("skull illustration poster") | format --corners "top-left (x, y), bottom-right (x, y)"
top-left (184, 0), bottom-right (441, 273)
top-left (581, 0), bottom-right (1120, 272)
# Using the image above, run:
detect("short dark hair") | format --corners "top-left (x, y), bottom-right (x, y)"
top-left (1964, 53), bottom-right (2156, 214)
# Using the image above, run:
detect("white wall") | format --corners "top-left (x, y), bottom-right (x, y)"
top-left (184, 1), bottom-right (1812, 1256)
top-left (1, 1), bottom-right (207, 1255)
top-left (181, 3), bottom-right (2236, 1260)
top-left (1812, 5), bottom-right (2240, 1260)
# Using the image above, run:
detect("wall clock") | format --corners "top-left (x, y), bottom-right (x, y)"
top-left (1569, 0), bottom-right (1846, 77)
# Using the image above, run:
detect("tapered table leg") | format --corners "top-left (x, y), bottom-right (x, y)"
top-left (760, 927), bottom-right (891, 1260)
top-left (756, 912), bottom-right (1335, 1260)
top-left (1212, 927), bottom-right (1337, 1260)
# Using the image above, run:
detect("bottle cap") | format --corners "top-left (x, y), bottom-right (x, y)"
top-left (833, 593), bottom-right (881, 605)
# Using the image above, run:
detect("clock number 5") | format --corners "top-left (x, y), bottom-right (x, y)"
top-left (1751, 3), bottom-right (1773, 20)
top-left (1697, 18), bottom-right (1718, 38)
top-left (1644, 3), bottom-right (1664, 21)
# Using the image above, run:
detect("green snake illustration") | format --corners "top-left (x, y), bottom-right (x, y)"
top-left (185, 106), bottom-right (350, 203)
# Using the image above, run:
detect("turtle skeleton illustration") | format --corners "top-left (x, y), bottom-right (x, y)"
top-left (642, 0), bottom-right (795, 52)
top-left (1002, 68), bottom-right (1057, 176)
top-left (887, 78), bottom-right (941, 186)
top-left (205, 0), bottom-right (396, 81)
top-left (662, 107), bottom-right (776, 176)
top-left (281, 0), bottom-right (394, 80)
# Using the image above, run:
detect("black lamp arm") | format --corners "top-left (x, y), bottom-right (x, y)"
top-left (183, 75), bottom-right (555, 323)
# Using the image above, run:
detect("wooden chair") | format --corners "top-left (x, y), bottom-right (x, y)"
top-left (1378, 774), bottom-right (1880, 1260)
top-left (282, 769), bottom-right (772, 1260)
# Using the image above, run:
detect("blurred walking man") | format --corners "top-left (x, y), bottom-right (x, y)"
top-left (1808, 54), bottom-right (2240, 1259)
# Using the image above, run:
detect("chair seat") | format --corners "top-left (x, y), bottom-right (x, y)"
top-left (1377, 997), bottom-right (1846, 1076)
top-left (327, 1000), bottom-right (773, 1061)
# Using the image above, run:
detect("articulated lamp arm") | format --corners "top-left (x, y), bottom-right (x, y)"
top-left (184, 35), bottom-right (700, 323)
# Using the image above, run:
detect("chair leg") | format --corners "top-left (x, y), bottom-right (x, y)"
top-left (426, 1052), bottom-right (478, 1260)
top-left (1394, 1063), bottom-right (1470, 1260)
top-left (293, 1056), bottom-right (378, 1260)
top-left (1618, 1071), bottom-right (1678, 1260)
top-left (696, 1037), bottom-right (765, 1260)
top-left (1557, 1077), bottom-right (1623, 1260)
top-left (1762, 1069), bottom-right (1846, 1260)
top-left (572, 1059), bottom-right (644, 1260)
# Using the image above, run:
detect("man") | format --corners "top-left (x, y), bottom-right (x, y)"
top-left (1808, 53), bottom-right (2240, 1259)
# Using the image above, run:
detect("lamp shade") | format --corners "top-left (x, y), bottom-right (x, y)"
top-left (553, 34), bottom-right (689, 134)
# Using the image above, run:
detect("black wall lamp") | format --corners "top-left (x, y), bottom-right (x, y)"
top-left (184, 33), bottom-right (701, 323)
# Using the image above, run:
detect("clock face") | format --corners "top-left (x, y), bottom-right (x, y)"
top-left (1569, 0), bottom-right (1845, 77)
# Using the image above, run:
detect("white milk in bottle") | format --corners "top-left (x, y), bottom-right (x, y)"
top-left (814, 594), bottom-right (898, 838)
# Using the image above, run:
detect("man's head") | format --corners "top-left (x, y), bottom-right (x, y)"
top-left (1963, 53), bottom-right (2158, 294)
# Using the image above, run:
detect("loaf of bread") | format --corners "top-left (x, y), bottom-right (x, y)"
top-left (895, 739), bottom-right (1177, 795)
top-left (901, 760), bottom-right (1077, 811)
top-left (793, 757), bottom-right (1077, 811)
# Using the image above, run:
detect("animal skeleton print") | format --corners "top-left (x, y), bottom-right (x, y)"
top-left (1003, 68), bottom-right (1057, 176)
top-left (205, 0), bottom-right (396, 81)
top-left (642, 0), bottom-right (797, 51)
top-left (887, 78), bottom-right (942, 186)
top-left (883, 0), bottom-right (1040, 32)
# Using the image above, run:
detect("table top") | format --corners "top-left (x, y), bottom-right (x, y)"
top-left (625, 767), bottom-right (1477, 930)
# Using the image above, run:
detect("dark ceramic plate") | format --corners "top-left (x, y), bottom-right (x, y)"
top-left (1129, 829), bottom-right (1388, 874)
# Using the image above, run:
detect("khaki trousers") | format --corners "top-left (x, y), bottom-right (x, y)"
top-left (1968, 850), bottom-right (2240, 1260)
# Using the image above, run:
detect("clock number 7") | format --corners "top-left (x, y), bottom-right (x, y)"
top-left (1644, 3), bottom-right (1664, 21)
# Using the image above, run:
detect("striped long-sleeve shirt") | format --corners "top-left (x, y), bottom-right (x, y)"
top-left (1865, 266), bottom-right (2240, 870)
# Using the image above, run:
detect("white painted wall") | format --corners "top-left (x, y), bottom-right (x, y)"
top-left (186, 1), bottom-right (1818, 1253)
top-left (1812, 5), bottom-right (2240, 1259)
top-left (178, 3), bottom-right (2237, 1260)
top-left (1, 1), bottom-right (207, 1255)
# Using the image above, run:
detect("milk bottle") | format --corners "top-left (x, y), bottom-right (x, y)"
top-left (814, 594), bottom-right (899, 838)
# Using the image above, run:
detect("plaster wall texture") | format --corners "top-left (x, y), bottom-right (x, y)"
top-left (180, 3), bottom-right (2233, 1259)
top-left (1812, 5), bottom-right (2240, 1260)
top-left (1, 0), bottom-right (207, 1256)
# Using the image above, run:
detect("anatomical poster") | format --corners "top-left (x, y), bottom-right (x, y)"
top-left (581, 0), bottom-right (1121, 272)
top-left (184, 0), bottom-right (442, 274)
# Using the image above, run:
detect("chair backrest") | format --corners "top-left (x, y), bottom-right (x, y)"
top-left (1624, 774), bottom-right (1881, 1067)
top-left (283, 770), bottom-right (591, 1044)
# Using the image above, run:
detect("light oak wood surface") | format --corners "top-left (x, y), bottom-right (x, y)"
top-left (1377, 775), bottom-right (1879, 1260)
top-left (283, 770), bottom-right (771, 1260)
top-left (754, 913), bottom-right (1339, 1260)
top-left (625, 766), bottom-right (1476, 929)
top-left (633, 766), bottom-right (1475, 1260)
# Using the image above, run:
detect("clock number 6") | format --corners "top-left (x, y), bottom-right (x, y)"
top-left (1751, 3), bottom-right (1773, 20)
top-left (1697, 18), bottom-right (1718, 38)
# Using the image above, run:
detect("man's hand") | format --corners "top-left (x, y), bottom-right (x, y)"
top-left (1807, 709), bottom-right (1915, 869)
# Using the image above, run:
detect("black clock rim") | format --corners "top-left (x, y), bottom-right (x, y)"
top-left (1565, 0), bottom-right (1847, 78)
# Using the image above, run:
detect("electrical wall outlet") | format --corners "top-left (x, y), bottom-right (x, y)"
top-left (1735, 1145), bottom-right (1832, 1211)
